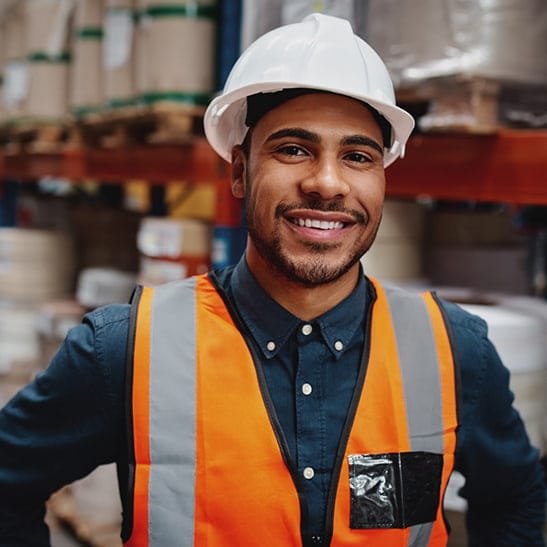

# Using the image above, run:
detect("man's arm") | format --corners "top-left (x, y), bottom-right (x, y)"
top-left (444, 300), bottom-right (546, 546)
top-left (0, 304), bottom-right (129, 545)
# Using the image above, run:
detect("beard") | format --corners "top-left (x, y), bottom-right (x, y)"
top-left (245, 194), bottom-right (379, 288)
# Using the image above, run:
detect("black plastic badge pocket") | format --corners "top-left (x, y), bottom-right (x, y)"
top-left (348, 452), bottom-right (443, 529)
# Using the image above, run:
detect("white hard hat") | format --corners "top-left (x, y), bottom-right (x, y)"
top-left (204, 13), bottom-right (415, 167)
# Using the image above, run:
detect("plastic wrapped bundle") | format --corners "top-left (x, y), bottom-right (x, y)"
top-left (240, 0), bottom-right (368, 50)
top-left (365, 0), bottom-right (547, 131)
top-left (76, 267), bottom-right (137, 308)
top-left (0, 17), bottom-right (5, 123)
top-left (24, 0), bottom-right (72, 120)
top-left (366, 0), bottom-right (547, 87)
top-left (70, 0), bottom-right (104, 117)
top-left (0, 304), bottom-right (42, 407)
top-left (103, 0), bottom-right (137, 109)
top-left (361, 199), bottom-right (427, 282)
top-left (0, 228), bottom-right (76, 303)
top-left (137, 217), bottom-right (211, 285)
top-left (136, 0), bottom-right (217, 110)
top-left (2, 3), bottom-right (27, 120)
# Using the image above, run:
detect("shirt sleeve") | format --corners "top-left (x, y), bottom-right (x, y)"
top-left (444, 300), bottom-right (546, 546)
top-left (0, 303), bottom-right (130, 545)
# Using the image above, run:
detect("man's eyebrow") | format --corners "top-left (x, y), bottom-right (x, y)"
top-left (265, 128), bottom-right (320, 144)
top-left (342, 135), bottom-right (384, 155)
top-left (265, 129), bottom-right (384, 156)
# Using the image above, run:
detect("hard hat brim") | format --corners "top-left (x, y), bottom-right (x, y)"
top-left (204, 82), bottom-right (415, 167)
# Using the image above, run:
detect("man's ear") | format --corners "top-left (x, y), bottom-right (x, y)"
top-left (231, 146), bottom-right (246, 198)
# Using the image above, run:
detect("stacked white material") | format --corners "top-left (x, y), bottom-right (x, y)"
top-left (137, 216), bottom-right (211, 285)
top-left (24, 0), bottom-right (72, 120)
top-left (70, 0), bottom-right (104, 116)
top-left (463, 303), bottom-right (547, 451)
top-left (136, 0), bottom-right (216, 109)
top-left (35, 299), bottom-right (86, 365)
top-left (0, 228), bottom-right (76, 303)
top-left (240, 0), bottom-right (367, 50)
top-left (0, 304), bottom-right (41, 374)
top-left (425, 208), bottom-right (528, 294)
top-left (0, 16), bottom-right (5, 123)
top-left (0, 304), bottom-right (42, 407)
top-left (366, 0), bottom-right (547, 87)
top-left (441, 294), bottom-right (547, 512)
top-left (361, 199), bottom-right (426, 282)
top-left (0, 228), bottom-right (75, 406)
top-left (1, 3), bottom-right (27, 120)
top-left (76, 267), bottom-right (136, 308)
top-left (103, 0), bottom-right (137, 109)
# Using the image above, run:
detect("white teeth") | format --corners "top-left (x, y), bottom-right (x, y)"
top-left (296, 218), bottom-right (344, 230)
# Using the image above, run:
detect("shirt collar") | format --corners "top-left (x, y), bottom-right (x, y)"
top-left (313, 274), bottom-right (367, 360)
top-left (230, 258), bottom-right (367, 361)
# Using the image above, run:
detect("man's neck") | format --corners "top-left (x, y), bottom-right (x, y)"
top-left (245, 252), bottom-right (360, 321)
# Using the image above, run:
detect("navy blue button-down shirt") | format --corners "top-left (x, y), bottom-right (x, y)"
top-left (226, 260), bottom-right (367, 534)
top-left (0, 259), bottom-right (545, 545)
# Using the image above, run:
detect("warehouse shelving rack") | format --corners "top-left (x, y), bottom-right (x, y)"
top-left (1, 129), bottom-right (547, 205)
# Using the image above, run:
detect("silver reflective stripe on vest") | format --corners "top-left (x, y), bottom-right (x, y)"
top-left (149, 278), bottom-right (197, 545)
top-left (384, 285), bottom-right (444, 547)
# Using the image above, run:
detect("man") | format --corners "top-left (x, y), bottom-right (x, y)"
top-left (0, 13), bottom-right (545, 547)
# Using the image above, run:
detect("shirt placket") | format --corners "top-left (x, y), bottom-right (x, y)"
top-left (295, 321), bottom-right (328, 533)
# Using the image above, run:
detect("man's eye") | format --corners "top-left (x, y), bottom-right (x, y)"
top-left (344, 152), bottom-right (372, 163)
top-left (277, 145), bottom-right (307, 157)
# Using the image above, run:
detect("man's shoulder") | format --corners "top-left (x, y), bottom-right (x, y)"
top-left (435, 296), bottom-right (488, 339)
top-left (84, 302), bottom-right (132, 329)
top-left (374, 280), bottom-right (488, 339)
top-left (374, 281), bottom-right (491, 377)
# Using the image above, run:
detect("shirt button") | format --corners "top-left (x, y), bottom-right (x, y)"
top-left (302, 383), bottom-right (312, 396)
top-left (334, 340), bottom-right (344, 351)
top-left (303, 467), bottom-right (315, 480)
top-left (301, 324), bottom-right (313, 335)
top-left (266, 341), bottom-right (276, 351)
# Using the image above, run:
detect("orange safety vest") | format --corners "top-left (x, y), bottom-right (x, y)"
top-left (123, 273), bottom-right (458, 546)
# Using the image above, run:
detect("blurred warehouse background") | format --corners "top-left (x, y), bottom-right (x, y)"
top-left (0, 0), bottom-right (546, 545)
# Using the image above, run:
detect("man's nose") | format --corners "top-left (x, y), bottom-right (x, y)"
top-left (299, 157), bottom-right (350, 200)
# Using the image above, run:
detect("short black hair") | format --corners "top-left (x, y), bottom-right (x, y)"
top-left (244, 88), bottom-right (392, 148)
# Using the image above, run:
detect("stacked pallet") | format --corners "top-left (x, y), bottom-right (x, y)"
top-left (0, 0), bottom-right (219, 152)
top-left (137, 216), bottom-right (211, 285)
top-left (365, 0), bottom-right (547, 133)
top-left (241, 0), bottom-right (547, 134)
top-left (361, 199), bottom-right (427, 283)
top-left (0, 228), bottom-right (76, 406)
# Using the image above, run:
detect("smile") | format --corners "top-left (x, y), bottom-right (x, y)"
top-left (290, 218), bottom-right (346, 230)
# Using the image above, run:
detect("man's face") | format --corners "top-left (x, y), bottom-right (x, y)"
top-left (232, 92), bottom-right (386, 288)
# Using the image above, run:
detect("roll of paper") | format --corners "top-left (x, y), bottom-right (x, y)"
top-left (444, 295), bottom-right (547, 512)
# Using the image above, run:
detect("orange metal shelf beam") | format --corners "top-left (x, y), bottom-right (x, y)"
top-left (1, 151), bottom-right (66, 180)
top-left (63, 139), bottom-right (229, 183)
top-left (386, 129), bottom-right (547, 204)
top-left (1, 138), bottom-right (230, 185)
top-left (1, 131), bottom-right (547, 204)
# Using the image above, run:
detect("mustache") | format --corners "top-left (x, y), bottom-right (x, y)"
top-left (275, 200), bottom-right (367, 224)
